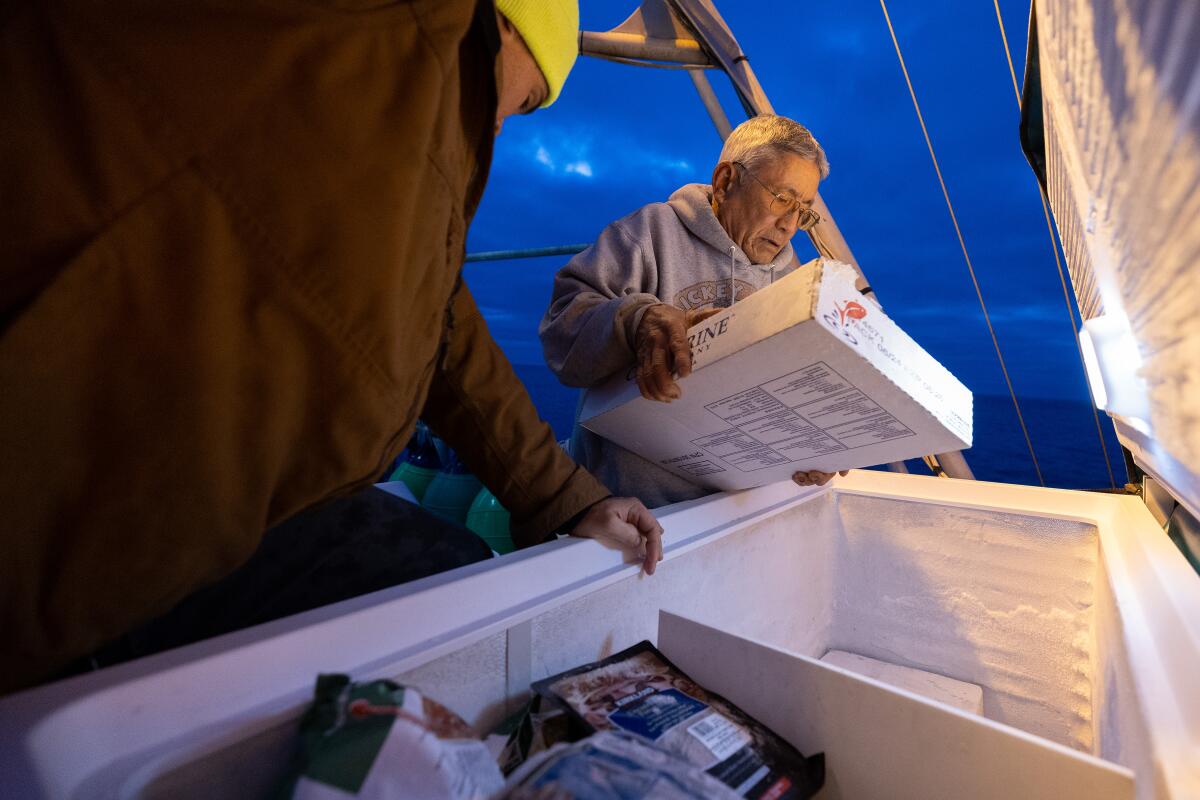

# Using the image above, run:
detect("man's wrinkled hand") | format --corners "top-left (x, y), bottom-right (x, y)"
top-left (792, 469), bottom-right (849, 487)
top-left (571, 496), bottom-right (664, 575)
top-left (634, 305), bottom-right (722, 402)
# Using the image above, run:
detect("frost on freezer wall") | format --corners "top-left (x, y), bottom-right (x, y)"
top-left (831, 495), bottom-right (1100, 753)
top-left (1038, 0), bottom-right (1200, 468)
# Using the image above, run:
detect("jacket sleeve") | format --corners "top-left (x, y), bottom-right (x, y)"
top-left (0, 0), bottom-right (494, 691)
top-left (422, 282), bottom-right (611, 548)
top-left (538, 218), bottom-right (663, 388)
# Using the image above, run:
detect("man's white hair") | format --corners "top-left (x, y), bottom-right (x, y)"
top-left (718, 114), bottom-right (829, 179)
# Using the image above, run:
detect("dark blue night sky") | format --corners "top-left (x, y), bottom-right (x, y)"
top-left (464, 0), bottom-right (1123, 488)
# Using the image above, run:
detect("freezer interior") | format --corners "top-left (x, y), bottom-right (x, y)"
top-left (98, 474), bottom-right (1198, 800)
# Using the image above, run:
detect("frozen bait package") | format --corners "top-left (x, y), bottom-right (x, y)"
top-left (532, 642), bottom-right (824, 799)
top-left (494, 730), bottom-right (744, 799)
top-left (283, 674), bottom-right (504, 799)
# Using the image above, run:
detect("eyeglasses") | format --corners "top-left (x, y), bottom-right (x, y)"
top-left (733, 161), bottom-right (822, 231)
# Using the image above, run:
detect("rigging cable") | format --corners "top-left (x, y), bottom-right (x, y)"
top-left (992, 0), bottom-right (1117, 489)
top-left (878, 0), bottom-right (1045, 485)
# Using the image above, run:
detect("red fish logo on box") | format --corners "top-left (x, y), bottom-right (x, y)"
top-left (824, 299), bottom-right (868, 346)
top-left (837, 300), bottom-right (868, 326)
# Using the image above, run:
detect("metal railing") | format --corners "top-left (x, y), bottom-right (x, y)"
top-left (465, 244), bottom-right (590, 263)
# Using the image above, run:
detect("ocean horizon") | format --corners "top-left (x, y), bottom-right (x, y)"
top-left (510, 361), bottom-right (1126, 492)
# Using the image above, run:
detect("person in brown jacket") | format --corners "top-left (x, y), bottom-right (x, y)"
top-left (0, 0), bottom-right (663, 694)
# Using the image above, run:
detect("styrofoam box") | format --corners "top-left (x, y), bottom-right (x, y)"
top-left (579, 260), bottom-right (973, 491)
top-left (1, 472), bottom-right (1197, 798)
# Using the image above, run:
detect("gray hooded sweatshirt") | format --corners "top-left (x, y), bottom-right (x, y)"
top-left (539, 183), bottom-right (804, 508)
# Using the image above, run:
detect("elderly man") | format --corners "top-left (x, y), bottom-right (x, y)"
top-left (541, 115), bottom-right (847, 508)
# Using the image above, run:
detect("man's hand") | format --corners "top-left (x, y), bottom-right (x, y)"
top-left (792, 469), bottom-right (849, 487)
top-left (634, 305), bottom-right (722, 402)
top-left (571, 496), bottom-right (664, 575)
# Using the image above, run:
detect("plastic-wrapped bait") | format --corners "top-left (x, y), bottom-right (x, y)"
top-left (495, 731), bottom-right (744, 799)
top-left (532, 642), bottom-right (824, 799)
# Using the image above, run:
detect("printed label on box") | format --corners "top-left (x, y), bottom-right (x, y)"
top-left (694, 361), bottom-right (914, 473)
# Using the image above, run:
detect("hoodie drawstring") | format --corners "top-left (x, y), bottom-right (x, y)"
top-left (729, 245), bottom-right (736, 306)
top-left (723, 246), bottom-right (778, 305)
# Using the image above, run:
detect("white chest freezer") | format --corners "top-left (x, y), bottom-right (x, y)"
top-left (1, 471), bottom-right (1197, 798)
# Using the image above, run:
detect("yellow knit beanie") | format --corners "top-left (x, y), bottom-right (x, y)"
top-left (494, 0), bottom-right (579, 107)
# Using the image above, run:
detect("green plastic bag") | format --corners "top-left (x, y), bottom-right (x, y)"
top-left (281, 674), bottom-right (504, 799)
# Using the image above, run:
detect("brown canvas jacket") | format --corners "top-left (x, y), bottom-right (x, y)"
top-left (0, 0), bottom-right (608, 692)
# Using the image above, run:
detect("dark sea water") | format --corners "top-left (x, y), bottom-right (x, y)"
top-left (511, 362), bottom-right (1127, 492)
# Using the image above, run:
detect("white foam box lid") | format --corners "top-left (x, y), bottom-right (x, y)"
top-left (580, 260), bottom-right (973, 490)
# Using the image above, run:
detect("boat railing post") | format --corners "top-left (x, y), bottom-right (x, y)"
top-left (687, 70), bottom-right (733, 140)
